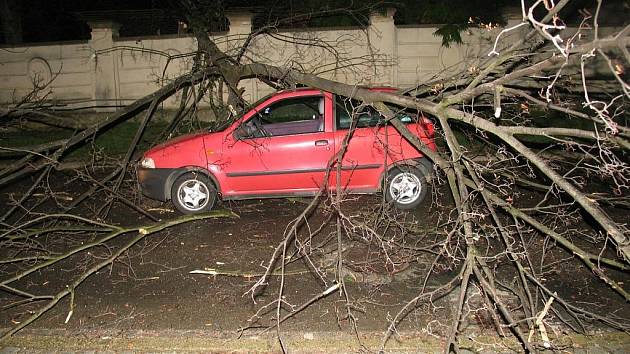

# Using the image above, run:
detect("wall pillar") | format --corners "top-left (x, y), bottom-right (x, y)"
top-left (225, 11), bottom-right (253, 57)
top-left (369, 8), bottom-right (397, 86)
top-left (88, 21), bottom-right (120, 112)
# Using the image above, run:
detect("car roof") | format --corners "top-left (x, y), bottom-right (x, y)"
top-left (274, 86), bottom-right (398, 96)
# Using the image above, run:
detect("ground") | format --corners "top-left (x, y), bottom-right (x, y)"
top-left (0, 173), bottom-right (629, 352)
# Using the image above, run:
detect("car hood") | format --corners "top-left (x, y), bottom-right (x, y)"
top-left (146, 132), bottom-right (208, 154)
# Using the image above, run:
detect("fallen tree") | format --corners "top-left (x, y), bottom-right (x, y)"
top-left (0, 0), bottom-right (629, 352)
top-left (195, 1), bottom-right (629, 351)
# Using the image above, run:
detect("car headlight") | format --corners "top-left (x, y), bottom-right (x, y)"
top-left (140, 157), bottom-right (155, 169)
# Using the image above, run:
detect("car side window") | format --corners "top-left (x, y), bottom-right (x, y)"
top-left (335, 95), bottom-right (417, 130)
top-left (335, 96), bottom-right (385, 130)
top-left (238, 96), bottom-right (324, 139)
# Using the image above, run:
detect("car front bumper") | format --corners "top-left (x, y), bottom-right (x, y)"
top-left (137, 167), bottom-right (182, 202)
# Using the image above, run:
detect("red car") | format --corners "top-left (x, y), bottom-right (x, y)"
top-left (138, 88), bottom-right (436, 214)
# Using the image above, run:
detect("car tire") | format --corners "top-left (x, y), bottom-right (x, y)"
top-left (385, 165), bottom-right (430, 210)
top-left (171, 172), bottom-right (217, 214)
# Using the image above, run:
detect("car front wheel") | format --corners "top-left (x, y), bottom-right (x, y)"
top-left (171, 172), bottom-right (217, 214)
top-left (385, 166), bottom-right (429, 209)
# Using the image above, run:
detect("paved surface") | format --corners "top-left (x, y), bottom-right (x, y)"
top-left (1, 329), bottom-right (629, 353)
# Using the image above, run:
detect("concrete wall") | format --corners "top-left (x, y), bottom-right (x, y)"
top-left (0, 41), bottom-right (93, 106)
top-left (0, 9), bottom-right (613, 111)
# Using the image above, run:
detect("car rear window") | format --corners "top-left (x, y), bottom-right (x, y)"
top-left (335, 96), bottom-right (415, 130)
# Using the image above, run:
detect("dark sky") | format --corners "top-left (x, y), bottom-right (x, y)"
top-left (1, 0), bottom-right (509, 43)
top-left (4, 0), bottom-right (378, 43)
top-left (1, 0), bottom-right (626, 45)
top-left (6, 0), bottom-right (180, 43)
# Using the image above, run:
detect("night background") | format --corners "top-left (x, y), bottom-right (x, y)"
top-left (8, 0), bottom-right (626, 44)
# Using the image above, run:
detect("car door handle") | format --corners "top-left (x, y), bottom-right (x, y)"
top-left (314, 140), bottom-right (329, 146)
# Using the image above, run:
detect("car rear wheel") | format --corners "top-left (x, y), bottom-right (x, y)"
top-left (171, 172), bottom-right (217, 214)
top-left (385, 165), bottom-right (429, 209)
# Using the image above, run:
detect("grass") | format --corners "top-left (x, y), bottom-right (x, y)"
top-left (1, 120), bottom-right (176, 162)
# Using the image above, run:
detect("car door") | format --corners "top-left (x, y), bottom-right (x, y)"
top-left (220, 91), bottom-right (335, 197)
top-left (331, 95), bottom-right (430, 192)
top-left (330, 95), bottom-right (387, 192)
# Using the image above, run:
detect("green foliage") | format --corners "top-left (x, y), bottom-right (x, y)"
top-left (395, 0), bottom-right (510, 46)
top-left (433, 24), bottom-right (469, 47)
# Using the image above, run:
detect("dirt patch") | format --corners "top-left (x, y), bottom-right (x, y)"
top-left (1, 177), bottom-right (628, 352)
top-left (0, 192), bottom-right (449, 332)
